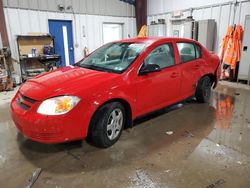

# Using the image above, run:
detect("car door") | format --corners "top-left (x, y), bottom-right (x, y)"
top-left (136, 43), bottom-right (181, 115)
top-left (177, 42), bottom-right (203, 99)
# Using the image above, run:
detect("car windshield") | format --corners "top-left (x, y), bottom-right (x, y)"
top-left (78, 42), bottom-right (146, 73)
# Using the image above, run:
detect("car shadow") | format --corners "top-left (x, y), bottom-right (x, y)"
top-left (17, 97), bottom-right (217, 174)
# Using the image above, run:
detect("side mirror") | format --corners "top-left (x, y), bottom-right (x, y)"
top-left (139, 63), bottom-right (161, 75)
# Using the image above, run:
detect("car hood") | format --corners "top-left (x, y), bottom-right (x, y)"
top-left (19, 66), bottom-right (120, 101)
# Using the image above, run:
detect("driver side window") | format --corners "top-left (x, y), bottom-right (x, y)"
top-left (144, 43), bottom-right (175, 69)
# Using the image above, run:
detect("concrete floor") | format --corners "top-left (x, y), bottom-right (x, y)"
top-left (0, 82), bottom-right (250, 188)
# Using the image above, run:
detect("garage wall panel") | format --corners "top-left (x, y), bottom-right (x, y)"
top-left (93, 0), bottom-right (101, 15)
top-left (2, 0), bottom-right (8, 7)
top-left (3, 7), bottom-right (136, 64)
top-left (147, 0), bottom-right (250, 54)
top-left (3, 0), bottom-right (135, 17)
top-left (239, 2), bottom-right (250, 25)
top-left (99, 0), bottom-right (106, 15)
top-left (147, 0), bottom-right (234, 15)
top-left (6, 0), bottom-right (18, 7)
top-left (29, 10), bottom-right (41, 32)
top-left (28, 0), bottom-right (39, 10)
top-left (79, 0), bottom-right (87, 14)
top-left (18, 0), bottom-right (30, 9)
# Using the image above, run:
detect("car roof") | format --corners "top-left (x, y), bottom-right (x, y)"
top-left (115, 37), bottom-right (198, 45)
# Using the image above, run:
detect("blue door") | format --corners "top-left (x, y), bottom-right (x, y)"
top-left (48, 20), bottom-right (74, 67)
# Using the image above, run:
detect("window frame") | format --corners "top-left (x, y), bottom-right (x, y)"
top-left (177, 42), bottom-right (202, 64)
top-left (139, 42), bottom-right (177, 73)
top-left (194, 43), bottom-right (202, 59)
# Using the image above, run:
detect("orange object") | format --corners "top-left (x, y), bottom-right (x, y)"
top-left (231, 25), bottom-right (243, 69)
top-left (220, 25), bottom-right (234, 61)
top-left (83, 47), bottom-right (89, 58)
top-left (223, 25), bottom-right (243, 70)
top-left (138, 25), bottom-right (147, 37)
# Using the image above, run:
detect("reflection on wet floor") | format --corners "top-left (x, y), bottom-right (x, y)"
top-left (213, 93), bottom-right (235, 129)
top-left (0, 84), bottom-right (250, 187)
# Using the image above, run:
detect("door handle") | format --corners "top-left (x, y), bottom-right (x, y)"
top-left (170, 72), bottom-right (179, 78)
top-left (194, 65), bottom-right (200, 69)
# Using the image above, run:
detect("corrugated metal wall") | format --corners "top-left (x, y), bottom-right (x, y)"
top-left (4, 8), bottom-right (136, 59)
top-left (147, 0), bottom-right (250, 54)
top-left (3, 2), bottom-right (136, 72)
top-left (3, 1), bottom-right (136, 76)
top-left (3, 0), bottom-right (135, 17)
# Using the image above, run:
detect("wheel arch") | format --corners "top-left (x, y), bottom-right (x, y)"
top-left (199, 73), bottom-right (216, 86)
top-left (87, 98), bottom-right (133, 137)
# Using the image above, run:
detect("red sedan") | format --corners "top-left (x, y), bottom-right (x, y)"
top-left (11, 37), bottom-right (221, 147)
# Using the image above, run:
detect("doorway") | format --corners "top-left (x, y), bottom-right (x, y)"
top-left (48, 20), bottom-right (74, 67)
top-left (103, 23), bottom-right (123, 44)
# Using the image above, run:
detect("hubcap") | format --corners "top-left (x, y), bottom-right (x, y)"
top-left (107, 108), bottom-right (123, 140)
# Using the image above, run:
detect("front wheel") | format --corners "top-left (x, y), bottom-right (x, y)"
top-left (89, 102), bottom-right (125, 148)
top-left (195, 76), bottom-right (212, 103)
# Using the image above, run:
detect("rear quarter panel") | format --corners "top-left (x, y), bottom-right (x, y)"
top-left (198, 45), bottom-right (221, 86)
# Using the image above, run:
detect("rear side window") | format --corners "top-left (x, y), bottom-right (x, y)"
top-left (144, 43), bottom-right (175, 69)
top-left (177, 43), bottom-right (196, 63)
top-left (177, 42), bottom-right (202, 63)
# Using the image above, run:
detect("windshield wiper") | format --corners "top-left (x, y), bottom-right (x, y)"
top-left (79, 64), bottom-right (117, 73)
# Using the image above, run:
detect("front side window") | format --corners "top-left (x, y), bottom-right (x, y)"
top-left (78, 42), bottom-right (146, 73)
top-left (177, 43), bottom-right (196, 63)
top-left (144, 43), bottom-right (175, 69)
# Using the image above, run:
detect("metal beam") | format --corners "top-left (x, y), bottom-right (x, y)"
top-left (147, 0), bottom-right (250, 17)
top-left (0, 0), bottom-right (9, 47)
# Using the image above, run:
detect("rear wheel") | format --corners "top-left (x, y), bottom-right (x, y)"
top-left (89, 102), bottom-right (125, 148)
top-left (195, 76), bottom-right (212, 103)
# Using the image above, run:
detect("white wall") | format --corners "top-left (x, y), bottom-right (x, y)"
top-left (4, 8), bottom-right (136, 61)
top-left (147, 0), bottom-right (250, 54)
top-left (148, 0), bottom-right (232, 15)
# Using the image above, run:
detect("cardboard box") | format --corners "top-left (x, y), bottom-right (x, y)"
top-left (0, 76), bottom-right (13, 92)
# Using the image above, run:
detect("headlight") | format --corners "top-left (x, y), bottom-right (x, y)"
top-left (37, 96), bottom-right (81, 115)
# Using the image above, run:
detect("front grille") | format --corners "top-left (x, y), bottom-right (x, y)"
top-left (16, 93), bottom-right (37, 110)
top-left (16, 100), bottom-right (30, 110)
top-left (21, 94), bottom-right (36, 104)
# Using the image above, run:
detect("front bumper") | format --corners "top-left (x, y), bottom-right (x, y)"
top-left (10, 93), bottom-right (90, 144)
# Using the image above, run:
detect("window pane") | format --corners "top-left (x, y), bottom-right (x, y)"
top-left (177, 43), bottom-right (196, 63)
top-left (195, 44), bottom-right (201, 58)
top-left (144, 43), bottom-right (175, 69)
top-left (79, 42), bottom-right (146, 73)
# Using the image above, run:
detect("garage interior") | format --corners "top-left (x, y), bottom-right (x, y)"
top-left (0, 0), bottom-right (250, 187)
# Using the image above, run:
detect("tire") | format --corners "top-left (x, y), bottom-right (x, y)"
top-left (195, 76), bottom-right (212, 103)
top-left (89, 102), bottom-right (125, 148)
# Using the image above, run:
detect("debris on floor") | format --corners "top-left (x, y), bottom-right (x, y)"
top-left (169, 103), bottom-right (184, 111)
top-left (206, 179), bottom-right (226, 188)
top-left (65, 150), bottom-right (81, 160)
top-left (26, 168), bottom-right (42, 188)
top-left (166, 131), bottom-right (173, 135)
top-left (237, 161), bottom-right (242, 165)
top-left (183, 130), bottom-right (194, 137)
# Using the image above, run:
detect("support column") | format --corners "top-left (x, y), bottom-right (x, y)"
top-left (135, 0), bottom-right (147, 33)
top-left (0, 0), bottom-right (9, 47)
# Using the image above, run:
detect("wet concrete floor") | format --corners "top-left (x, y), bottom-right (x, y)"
top-left (0, 83), bottom-right (250, 188)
